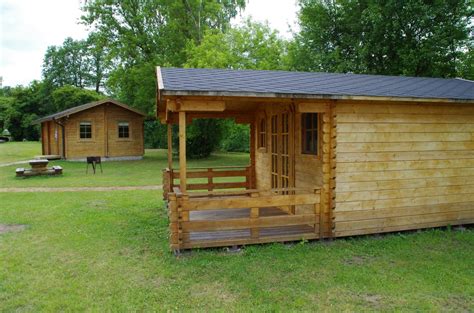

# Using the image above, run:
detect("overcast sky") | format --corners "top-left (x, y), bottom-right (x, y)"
top-left (0, 0), bottom-right (298, 88)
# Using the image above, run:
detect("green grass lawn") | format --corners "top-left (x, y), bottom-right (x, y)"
top-left (0, 142), bottom-right (249, 188)
top-left (0, 141), bottom-right (41, 163)
top-left (1, 191), bottom-right (473, 311)
top-left (1, 142), bottom-right (473, 311)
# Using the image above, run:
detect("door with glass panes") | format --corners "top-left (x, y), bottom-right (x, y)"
top-left (270, 109), bottom-right (294, 192)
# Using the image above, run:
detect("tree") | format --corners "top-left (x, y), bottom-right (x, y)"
top-left (79, 0), bottom-right (247, 156)
top-left (42, 35), bottom-right (110, 92)
top-left (43, 37), bottom-right (90, 88)
top-left (81, 0), bottom-right (246, 66)
top-left (185, 19), bottom-right (289, 70)
top-left (184, 20), bottom-right (289, 156)
top-left (459, 46), bottom-right (474, 80)
top-left (80, 0), bottom-right (246, 116)
top-left (0, 81), bottom-right (52, 141)
top-left (51, 85), bottom-right (105, 112)
top-left (86, 32), bottom-right (112, 92)
top-left (291, 0), bottom-right (473, 78)
top-left (173, 119), bottom-right (225, 159)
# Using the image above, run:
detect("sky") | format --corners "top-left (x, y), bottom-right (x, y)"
top-left (0, 0), bottom-right (299, 88)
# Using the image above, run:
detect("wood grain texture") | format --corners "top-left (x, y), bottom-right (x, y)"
top-left (334, 102), bottom-right (474, 236)
top-left (43, 103), bottom-right (144, 159)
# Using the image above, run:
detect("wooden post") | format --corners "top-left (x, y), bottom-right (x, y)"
top-left (249, 120), bottom-right (256, 189)
top-left (179, 194), bottom-right (190, 243)
top-left (168, 192), bottom-right (180, 251)
top-left (167, 123), bottom-right (173, 170)
top-left (208, 168), bottom-right (213, 192)
top-left (321, 103), bottom-right (336, 239)
top-left (314, 189), bottom-right (322, 238)
top-left (250, 192), bottom-right (259, 239)
top-left (178, 111), bottom-right (187, 192)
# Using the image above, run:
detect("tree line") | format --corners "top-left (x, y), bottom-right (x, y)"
top-left (1, 0), bottom-right (472, 157)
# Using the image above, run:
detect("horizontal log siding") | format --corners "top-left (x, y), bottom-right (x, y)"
top-left (334, 102), bottom-right (474, 236)
top-left (63, 104), bottom-right (144, 159)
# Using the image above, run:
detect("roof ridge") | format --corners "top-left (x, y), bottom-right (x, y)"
top-left (33, 98), bottom-right (145, 124)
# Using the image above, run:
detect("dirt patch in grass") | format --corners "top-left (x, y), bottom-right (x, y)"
top-left (0, 224), bottom-right (27, 234)
top-left (190, 282), bottom-right (237, 305)
top-left (363, 294), bottom-right (383, 305)
top-left (87, 200), bottom-right (108, 209)
top-left (439, 295), bottom-right (473, 313)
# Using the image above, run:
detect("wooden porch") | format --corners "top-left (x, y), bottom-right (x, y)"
top-left (163, 166), bottom-right (321, 251)
top-left (158, 97), bottom-right (332, 251)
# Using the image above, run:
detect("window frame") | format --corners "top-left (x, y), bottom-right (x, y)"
top-left (301, 113), bottom-right (320, 156)
top-left (257, 117), bottom-right (267, 150)
top-left (79, 121), bottom-right (92, 140)
top-left (117, 121), bottom-right (130, 139)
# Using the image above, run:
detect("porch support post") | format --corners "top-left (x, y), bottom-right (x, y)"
top-left (167, 123), bottom-right (173, 170)
top-left (178, 111), bottom-right (187, 192)
top-left (249, 119), bottom-right (256, 189)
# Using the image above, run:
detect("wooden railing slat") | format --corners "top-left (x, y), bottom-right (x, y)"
top-left (182, 193), bottom-right (321, 211)
top-left (186, 182), bottom-right (247, 191)
top-left (181, 214), bottom-right (318, 231)
top-left (173, 169), bottom-right (248, 179)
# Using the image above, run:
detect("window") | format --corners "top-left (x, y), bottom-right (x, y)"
top-left (258, 118), bottom-right (266, 148)
top-left (301, 113), bottom-right (319, 155)
top-left (79, 122), bottom-right (92, 139)
top-left (118, 122), bottom-right (130, 138)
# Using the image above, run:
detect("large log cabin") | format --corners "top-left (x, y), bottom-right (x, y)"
top-left (36, 99), bottom-right (145, 160)
top-left (156, 67), bottom-right (474, 252)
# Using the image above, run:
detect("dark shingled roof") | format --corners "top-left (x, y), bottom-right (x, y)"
top-left (157, 67), bottom-right (474, 102)
top-left (34, 99), bottom-right (145, 124)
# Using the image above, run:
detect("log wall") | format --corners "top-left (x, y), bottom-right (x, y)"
top-left (334, 101), bottom-right (474, 236)
top-left (106, 104), bottom-right (144, 157)
top-left (253, 102), bottom-right (329, 233)
top-left (63, 103), bottom-right (144, 159)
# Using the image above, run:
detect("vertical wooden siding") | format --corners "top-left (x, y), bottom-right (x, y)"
top-left (334, 101), bottom-right (474, 236)
top-left (42, 121), bottom-right (62, 156)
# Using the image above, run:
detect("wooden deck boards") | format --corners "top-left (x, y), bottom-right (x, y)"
top-left (186, 206), bottom-right (315, 245)
top-left (189, 207), bottom-right (285, 221)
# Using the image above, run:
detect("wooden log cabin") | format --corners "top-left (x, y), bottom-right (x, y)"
top-left (35, 99), bottom-right (145, 160)
top-left (156, 67), bottom-right (474, 252)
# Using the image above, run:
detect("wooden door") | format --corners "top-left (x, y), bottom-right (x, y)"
top-left (270, 111), bottom-right (293, 192)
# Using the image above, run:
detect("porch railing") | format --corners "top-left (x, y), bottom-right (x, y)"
top-left (162, 165), bottom-right (251, 200)
top-left (167, 187), bottom-right (321, 251)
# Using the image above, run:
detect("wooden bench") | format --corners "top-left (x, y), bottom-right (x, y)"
top-left (16, 168), bottom-right (25, 177)
top-left (52, 166), bottom-right (63, 174)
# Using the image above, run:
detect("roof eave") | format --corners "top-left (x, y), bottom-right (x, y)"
top-left (160, 90), bottom-right (474, 104)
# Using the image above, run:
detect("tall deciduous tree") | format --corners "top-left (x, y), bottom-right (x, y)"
top-left (42, 35), bottom-right (110, 92)
top-left (185, 19), bottom-right (289, 70)
top-left (184, 20), bottom-right (289, 156)
top-left (80, 0), bottom-right (246, 115)
top-left (291, 0), bottom-right (473, 78)
top-left (79, 0), bottom-right (247, 157)
top-left (43, 38), bottom-right (90, 88)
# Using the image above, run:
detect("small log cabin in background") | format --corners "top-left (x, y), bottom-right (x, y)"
top-left (157, 67), bottom-right (474, 252)
top-left (35, 99), bottom-right (145, 160)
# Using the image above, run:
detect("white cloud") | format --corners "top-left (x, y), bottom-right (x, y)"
top-left (0, 0), bottom-right (88, 87)
top-left (233, 0), bottom-right (299, 38)
top-left (0, 0), bottom-right (299, 87)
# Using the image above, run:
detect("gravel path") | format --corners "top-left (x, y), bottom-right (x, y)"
top-left (0, 185), bottom-right (163, 193)
top-left (0, 160), bottom-right (29, 167)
